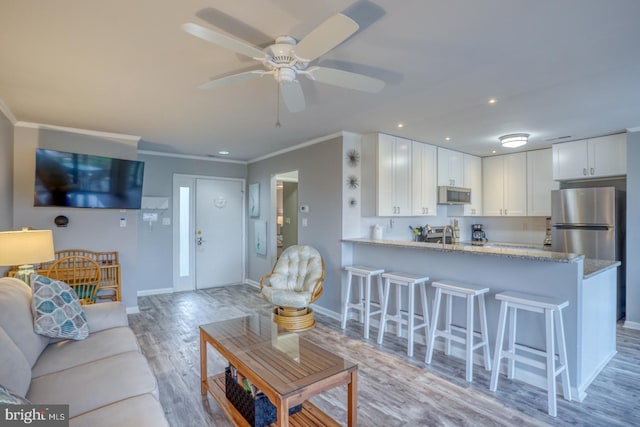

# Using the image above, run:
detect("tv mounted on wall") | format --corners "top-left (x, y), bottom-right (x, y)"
top-left (34, 149), bottom-right (145, 209)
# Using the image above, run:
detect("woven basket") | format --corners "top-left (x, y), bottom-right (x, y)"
top-left (225, 367), bottom-right (301, 427)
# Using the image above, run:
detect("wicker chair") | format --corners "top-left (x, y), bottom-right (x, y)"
top-left (46, 255), bottom-right (101, 305)
top-left (260, 245), bottom-right (325, 331)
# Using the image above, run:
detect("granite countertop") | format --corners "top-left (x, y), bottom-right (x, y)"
top-left (583, 259), bottom-right (621, 278)
top-left (342, 238), bottom-right (583, 263)
top-left (343, 238), bottom-right (623, 278)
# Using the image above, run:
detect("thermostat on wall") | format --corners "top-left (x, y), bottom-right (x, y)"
top-left (299, 205), bottom-right (309, 213)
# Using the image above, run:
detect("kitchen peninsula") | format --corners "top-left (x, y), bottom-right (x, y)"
top-left (342, 238), bottom-right (620, 400)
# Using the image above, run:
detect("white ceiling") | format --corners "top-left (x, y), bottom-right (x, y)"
top-left (1, 0), bottom-right (639, 161)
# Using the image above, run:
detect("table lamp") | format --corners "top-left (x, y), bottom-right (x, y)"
top-left (0, 228), bottom-right (55, 285)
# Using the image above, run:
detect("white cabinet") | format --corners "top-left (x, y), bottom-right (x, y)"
top-left (411, 141), bottom-right (437, 216)
top-left (463, 154), bottom-right (482, 216)
top-left (437, 147), bottom-right (463, 187)
top-left (482, 152), bottom-right (527, 216)
top-left (552, 133), bottom-right (626, 180)
top-left (527, 149), bottom-right (558, 216)
top-left (362, 133), bottom-right (412, 216)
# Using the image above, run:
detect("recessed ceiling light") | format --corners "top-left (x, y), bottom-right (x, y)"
top-left (218, 150), bottom-right (230, 155)
top-left (492, 150), bottom-right (497, 154)
top-left (445, 137), bottom-right (451, 141)
top-left (397, 123), bottom-right (404, 128)
top-left (488, 98), bottom-right (497, 104)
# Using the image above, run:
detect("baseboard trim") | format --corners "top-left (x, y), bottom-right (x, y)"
top-left (623, 320), bottom-right (640, 330)
top-left (245, 279), bottom-right (260, 288)
top-left (310, 303), bottom-right (341, 322)
top-left (137, 287), bottom-right (174, 297)
top-left (126, 306), bottom-right (140, 314)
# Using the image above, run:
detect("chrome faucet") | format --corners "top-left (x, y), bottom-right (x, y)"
top-left (442, 226), bottom-right (453, 248)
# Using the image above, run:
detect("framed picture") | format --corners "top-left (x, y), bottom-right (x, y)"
top-left (249, 183), bottom-right (260, 217)
top-left (255, 220), bottom-right (267, 255)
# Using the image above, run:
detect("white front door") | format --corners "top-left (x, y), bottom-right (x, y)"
top-left (195, 178), bottom-right (244, 288)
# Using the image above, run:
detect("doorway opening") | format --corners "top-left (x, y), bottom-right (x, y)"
top-left (272, 171), bottom-right (298, 261)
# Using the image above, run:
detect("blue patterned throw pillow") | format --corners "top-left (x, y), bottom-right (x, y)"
top-left (31, 274), bottom-right (89, 341)
top-left (0, 383), bottom-right (31, 405)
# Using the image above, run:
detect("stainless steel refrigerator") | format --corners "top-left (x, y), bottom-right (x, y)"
top-left (551, 187), bottom-right (626, 318)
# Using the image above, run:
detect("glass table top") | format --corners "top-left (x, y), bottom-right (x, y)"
top-left (201, 313), bottom-right (356, 396)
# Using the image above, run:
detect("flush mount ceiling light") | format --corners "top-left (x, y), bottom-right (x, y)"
top-left (499, 133), bottom-right (529, 148)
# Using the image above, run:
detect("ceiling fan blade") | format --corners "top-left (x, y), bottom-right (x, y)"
top-left (280, 81), bottom-right (306, 113)
top-left (306, 66), bottom-right (385, 93)
top-left (198, 70), bottom-right (266, 90)
top-left (182, 22), bottom-right (266, 60)
top-left (293, 13), bottom-right (359, 62)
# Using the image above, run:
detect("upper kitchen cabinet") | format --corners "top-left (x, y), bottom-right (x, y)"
top-left (527, 149), bottom-right (559, 216)
top-left (552, 133), bottom-right (627, 180)
top-left (412, 141), bottom-right (438, 216)
top-left (362, 133), bottom-right (412, 216)
top-left (437, 147), bottom-right (464, 187)
top-left (463, 154), bottom-right (482, 216)
top-left (483, 152), bottom-right (527, 216)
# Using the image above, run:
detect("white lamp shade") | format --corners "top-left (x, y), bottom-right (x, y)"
top-left (0, 229), bottom-right (55, 266)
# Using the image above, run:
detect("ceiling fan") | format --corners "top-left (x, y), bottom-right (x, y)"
top-left (182, 12), bottom-right (385, 114)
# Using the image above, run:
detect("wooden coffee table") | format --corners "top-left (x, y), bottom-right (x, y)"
top-left (200, 314), bottom-right (358, 426)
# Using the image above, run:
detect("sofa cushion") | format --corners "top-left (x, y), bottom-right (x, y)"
top-left (69, 394), bottom-right (169, 427)
top-left (32, 327), bottom-right (140, 378)
top-left (0, 277), bottom-right (50, 367)
top-left (0, 327), bottom-right (31, 397)
top-left (0, 383), bottom-right (32, 405)
top-left (31, 274), bottom-right (89, 341)
top-left (27, 351), bottom-right (159, 418)
top-left (83, 301), bottom-right (128, 333)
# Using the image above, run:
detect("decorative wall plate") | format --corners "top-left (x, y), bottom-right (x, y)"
top-left (346, 149), bottom-right (360, 167)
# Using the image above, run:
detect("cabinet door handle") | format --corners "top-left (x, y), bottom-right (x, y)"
top-left (583, 167), bottom-right (588, 176)
top-left (505, 209), bottom-right (508, 216)
top-left (425, 207), bottom-right (429, 214)
top-left (590, 167), bottom-right (595, 175)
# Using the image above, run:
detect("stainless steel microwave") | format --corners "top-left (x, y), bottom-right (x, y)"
top-left (438, 186), bottom-right (472, 204)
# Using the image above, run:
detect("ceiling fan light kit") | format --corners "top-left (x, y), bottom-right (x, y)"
top-left (499, 133), bottom-right (529, 148)
top-left (182, 12), bottom-right (385, 115)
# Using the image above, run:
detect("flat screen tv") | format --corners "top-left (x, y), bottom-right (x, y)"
top-left (34, 149), bottom-right (145, 209)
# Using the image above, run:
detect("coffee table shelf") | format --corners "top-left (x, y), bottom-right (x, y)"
top-left (206, 373), bottom-right (341, 427)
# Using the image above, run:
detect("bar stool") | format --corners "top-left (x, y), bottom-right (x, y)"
top-left (341, 265), bottom-right (385, 339)
top-left (489, 291), bottom-right (571, 417)
top-left (376, 271), bottom-right (429, 357)
top-left (425, 280), bottom-right (491, 382)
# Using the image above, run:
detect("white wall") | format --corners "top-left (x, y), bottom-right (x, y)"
top-left (12, 124), bottom-right (141, 308)
top-left (247, 135), bottom-right (344, 313)
top-left (136, 152), bottom-right (246, 293)
top-left (625, 131), bottom-right (640, 328)
top-left (0, 109), bottom-right (13, 276)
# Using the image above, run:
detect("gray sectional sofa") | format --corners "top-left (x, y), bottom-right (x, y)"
top-left (0, 277), bottom-right (169, 426)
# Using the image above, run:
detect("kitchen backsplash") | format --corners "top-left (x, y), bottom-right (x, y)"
top-left (361, 215), bottom-right (547, 245)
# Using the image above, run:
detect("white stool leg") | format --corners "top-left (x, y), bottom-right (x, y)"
top-left (545, 308), bottom-right (557, 417)
top-left (555, 309), bottom-right (572, 401)
top-left (407, 282), bottom-right (415, 357)
top-left (358, 276), bottom-right (364, 323)
top-left (377, 278), bottom-right (391, 344)
top-left (341, 270), bottom-right (353, 330)
top-left (478, 294), bottom-right (492, 370)
top-left (490, 301), bottom-right (508, 391)
top-left (445, 293), bottom-right (453, 355)
top-left (395, 282), bottom-right (402, 337)
top-left (465, 294), bottom-right (475, 382)
top-left (426, 287), bottom-right (442, 364)
top-left (419, 283), bottom-right (430, 344)
top-left (507, 306), bottom-right (517, 379)
top-left (364, 274), bottom-right (372, 339)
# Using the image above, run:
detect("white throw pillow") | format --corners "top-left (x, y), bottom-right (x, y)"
top-left (30, 274), bottom-right (89, 341)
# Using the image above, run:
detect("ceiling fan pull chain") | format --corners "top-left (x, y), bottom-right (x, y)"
top-left (275, 79), bottom-right (282, 128)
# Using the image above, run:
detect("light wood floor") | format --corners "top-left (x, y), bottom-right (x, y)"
top-left (129, 284), bottom-right (640, 426)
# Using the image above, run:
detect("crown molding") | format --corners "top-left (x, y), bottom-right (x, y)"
top-left (248, 131), bottom-right (344, 164)
top-left (137, 149), bottom-right (247, 164)
top-left (14, 121), bottom-right (140, 145)
top-left (0, 99), bottom-right (17, 125)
